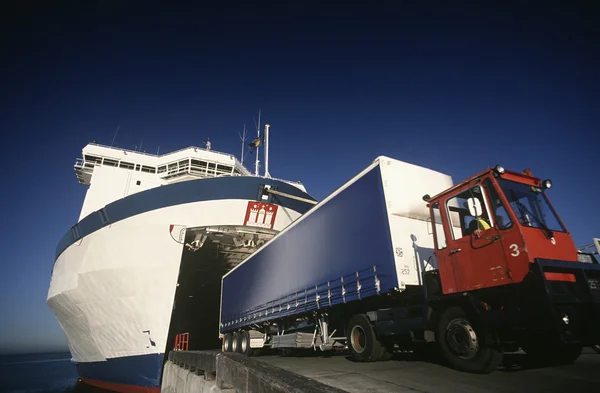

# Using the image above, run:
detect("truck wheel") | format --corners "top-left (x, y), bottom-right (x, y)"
top-left (222, 333), bottom-right (233, 352)
top-left (437, 306), bottom-right (502, 374)
top-left (347, 314), bottom-right (384, 362)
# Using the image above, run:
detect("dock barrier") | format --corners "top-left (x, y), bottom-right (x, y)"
top-left (162, 350), bottom-right (346, 393)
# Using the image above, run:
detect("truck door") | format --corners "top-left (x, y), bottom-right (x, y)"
top-left (438, 181), bottom-right (513, 293)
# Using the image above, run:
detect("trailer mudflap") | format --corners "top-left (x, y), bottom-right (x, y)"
top-left (529, 258), bottom-right (600, 345)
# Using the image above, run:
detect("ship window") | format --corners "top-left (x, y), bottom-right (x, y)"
top-left (157, 166), bottom-right (166, 173)
top-left (141, 165), bottom-right (156, 173)
top-left (84, 155), bottom-right (102, 163)
top-left (215, 164), bottom-right (233, 176)
top-left (207, 163), bottom-right (216, 175)
top-left (135, 164), bottom-right (140, 171)
top-left (190, 160), bottom-right (208, 174)
top-left (120, 162), bottom-right (135, 170)
top-left (104, 159), bottom-right (118, 167)
top-left (136, 180), bottom-right (141, 186)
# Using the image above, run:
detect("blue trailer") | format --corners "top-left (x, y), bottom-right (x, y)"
top-left (219, 156), bottom-right (454, 361)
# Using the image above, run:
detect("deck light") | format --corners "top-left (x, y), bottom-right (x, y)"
top-left (494, 165), bottom-right (505, 175)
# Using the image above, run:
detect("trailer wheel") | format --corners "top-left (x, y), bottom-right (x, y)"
top-left (222, 333), bottom-right (233, 352)
top-left (236, 330), bottom-right (253, 357)
top-left (232, 331), bottom-right (240, 353)
top-left (437, 306), bottom-right (502, 374)
top-left (347, 314), bottom-right (383, 362)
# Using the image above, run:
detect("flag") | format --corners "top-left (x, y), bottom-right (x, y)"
top-left (248, 134), bottom-right (263, 153)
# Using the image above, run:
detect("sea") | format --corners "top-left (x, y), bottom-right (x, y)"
top-left (0, 352), bottom-right (109, 393)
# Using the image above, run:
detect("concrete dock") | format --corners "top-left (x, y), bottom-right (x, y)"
top-left (163, 348), bottom-right (600, 393)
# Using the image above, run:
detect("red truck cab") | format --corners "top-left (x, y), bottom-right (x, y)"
top-left (424, 165), bottom-right (600, 371)
top-left (428, 165), bottom-right (578, 294)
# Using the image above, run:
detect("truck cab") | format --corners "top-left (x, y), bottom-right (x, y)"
top-left (425, 165), bottom-right (600, 371)
top-left (428, 165), bottom-right (577, 294)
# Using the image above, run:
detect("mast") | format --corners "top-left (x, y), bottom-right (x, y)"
top-left (239, 124), bottom-right (247, 163)
top-left (255, 109), bottom-right (261, 176)
top-left (264, 123), bottom-right (271, 178)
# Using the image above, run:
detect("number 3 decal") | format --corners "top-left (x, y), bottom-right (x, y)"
top-left (509, 244), bottom-right (520, 257)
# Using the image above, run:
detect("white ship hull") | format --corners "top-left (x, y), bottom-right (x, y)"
top-left (47, 175), bottom-right (314, 392)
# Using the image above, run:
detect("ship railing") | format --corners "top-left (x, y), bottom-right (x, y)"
top-left (74, 158), bottom-right (97, 171)
top-left (87, 141), bottom-right (242, 162)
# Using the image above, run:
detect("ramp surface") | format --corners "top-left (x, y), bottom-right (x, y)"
top-left (256, 349), bottom-right (600, 393)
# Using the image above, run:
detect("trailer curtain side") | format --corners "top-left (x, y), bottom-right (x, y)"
top-left (219, 157), bottom-right (453, 333)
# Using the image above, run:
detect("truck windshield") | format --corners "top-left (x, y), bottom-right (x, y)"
top-left (497, 178), bottom-right (566, 233)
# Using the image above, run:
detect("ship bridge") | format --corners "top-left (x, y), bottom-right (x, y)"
top-left (74, 143), bottom-right (253, 185)
top-left (72, 142), bottom-right (307, 221)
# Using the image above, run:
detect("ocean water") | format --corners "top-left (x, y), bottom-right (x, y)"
top-left (0, 353), bottom-right (109, 393)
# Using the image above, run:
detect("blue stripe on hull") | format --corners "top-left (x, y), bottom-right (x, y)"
top-left (75, 353), bottom-right (164, 389)
top-left (56, 176), bottom-right (316, 259)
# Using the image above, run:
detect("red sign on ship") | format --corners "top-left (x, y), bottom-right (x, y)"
top-left (244, 202), bottom-right (278, 229)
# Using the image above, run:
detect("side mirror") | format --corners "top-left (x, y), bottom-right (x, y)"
top-left (467, 197), bottom-right (483, 217)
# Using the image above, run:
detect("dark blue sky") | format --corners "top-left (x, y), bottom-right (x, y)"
top-left (1, 1), bottom-right (598, 354)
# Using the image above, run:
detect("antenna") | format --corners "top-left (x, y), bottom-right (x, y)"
top-left (238, 124), bottom-right (247, 163)
top-left (254, 109), bottom-right (261, 177)
top-left (110, 124), bottom-right (120, 147)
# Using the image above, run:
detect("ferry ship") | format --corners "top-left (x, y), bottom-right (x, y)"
top-left (46, 124), bottom-right (316, 393)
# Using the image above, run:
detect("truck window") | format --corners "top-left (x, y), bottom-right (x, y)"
top-left (484, 179), bottom-right (513, 230)
top-left (431, 202), bottom-right (447, 249)
top-left (446, 185), bottom-right (493, 239)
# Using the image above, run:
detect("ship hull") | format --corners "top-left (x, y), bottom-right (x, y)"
top-left (48, 176), bottom-right (313, 391)
top-left (77, 353), bottom-right (163, 393)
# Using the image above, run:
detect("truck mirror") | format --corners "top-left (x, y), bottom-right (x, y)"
top-left (467, 197), bottom-right (483, 217)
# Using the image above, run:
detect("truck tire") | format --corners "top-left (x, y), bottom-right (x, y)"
top-left (222, 333), bottom-right (233, 352)
top-left (347, 314), bottom-right (384, 362)
top-left (436, 306), bottom-right (502, 374)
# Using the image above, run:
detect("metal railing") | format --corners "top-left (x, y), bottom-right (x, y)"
top-left (174, 333), bottom-right (190, 351)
